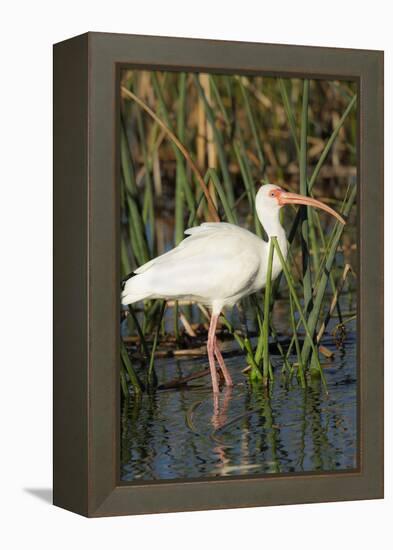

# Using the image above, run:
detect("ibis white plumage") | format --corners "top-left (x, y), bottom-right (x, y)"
top-left (122, 184), bottom-right (345, 393)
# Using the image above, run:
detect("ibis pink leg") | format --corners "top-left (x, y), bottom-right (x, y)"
top-left (207, 313), bottom-right (220, 394)
top-left (214, 338), bottom-right (233, 386)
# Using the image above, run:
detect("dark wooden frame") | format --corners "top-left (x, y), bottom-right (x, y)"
top-left (53, 32), bottom-right (384, 517)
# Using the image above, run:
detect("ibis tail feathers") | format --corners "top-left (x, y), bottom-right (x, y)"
top-left (121, 292), bottom-right (151, 305)
top-left (121, 275), bottom-right (152, 305)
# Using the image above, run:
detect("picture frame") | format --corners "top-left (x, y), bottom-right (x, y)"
top-left (53, 32), bottom-right (384, 517)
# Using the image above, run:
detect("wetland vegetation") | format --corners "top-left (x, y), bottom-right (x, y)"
top-left (119, 70), bottom-right (357, 480)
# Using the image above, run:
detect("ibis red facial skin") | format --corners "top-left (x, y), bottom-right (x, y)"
top-left (275, 189), bottom-right (346, 225)
top-left (122, 184), bottom-right (345, 393)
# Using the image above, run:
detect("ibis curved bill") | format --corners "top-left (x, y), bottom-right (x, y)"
top-left (122, 184), bottom-right (345, 393)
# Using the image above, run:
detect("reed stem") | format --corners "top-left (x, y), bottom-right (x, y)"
top-left (262, 240), bottom-right (274, 383)
top-left (300, 185), bottom-right (356, 365)
top-left (147, 301), bottom-right (166, 388)
top-left (299, 80), bottom-right (313, 316)
top-left (121, 85), bottom-right (219, 221)
top-left (121, 340), bottom-right (142, 394)
top-left (272, 237), bottom-right (327, 391)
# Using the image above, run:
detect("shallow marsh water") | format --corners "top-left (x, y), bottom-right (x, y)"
top-left (121, 310), bottom-right (357, 481)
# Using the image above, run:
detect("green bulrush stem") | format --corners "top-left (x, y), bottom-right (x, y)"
top-left (219, 315), bottom-right (258, 370)
top-left (268, 361), bottom-right (274, 383)
top-left (330, 81), bottom-right (355, 102)
top-left (125, 186), bottom-right (150, 266)
top-left (289, 293), bottom-right (306, 388)
top-left (233, 138), bottom-right (262, 237)
top-left (120, 118), bottom-right (138, 195)
top-left (299, 80), bottom-right (313, 317)
top-left (175, 72), bottom-right (187, 246)
top-left (143, 299), bottom-right (163, 335)
top-left (223, 75), bottom-right (234, 105)
top-left (135, 108), bottom-right (154, 233)
top-left (254, 302), bottom-right (285, 383)
top-left (177, 73), bottom-right (187, 140)
top-left (233, 141), bottom-right (254, 209)
top-left (308, 95), bottom-right (357, 192)
top-left (300, 185), bottom-right (356, 365)
top-left (123, 83), bottom-right (214, 222)
top-left (249, 366), bottom-right (264, 385)
top-left (128, 305), bottom-right (150, 360)
top-left (120, 366), bottom-right (129, 398)
top-left (285, 317), bottom-right (302, 362)
top-left (120, 237), bottom-right (132, 279)
top-left (147, 301), bottom-right (166, 388)
top-left (244, 339), bottom-right (261, 372)
top-left (278, 78), bottom-right (300, 157)
top-left (175, 166), bottom-right (186, 242)
top-left (312, 184), bottom-right (352, 289)
top-left (142, 183), bottom-right (154, 251)
top-left (271, 237), bottom-right (327, 392)
top-left (204, 168), bottom-right (237, 224)
top-left (268, 322), bottom-right (290, 371)
top-left (278, 92), bottom-right (357, 293)
top-left (152, 73), bottom-right (195, 232)
top-left (262, 240), bottom-right (274, 383)
top-left (176, 167), bottom-right (195, 224)
top-left (187, 187), bottom-right (205, 227)
top-left (312, 211), bottom-right (343, 323)
top-left (120, 122), bottom-right (150, 266)
top-left (238, 78), bottom-right (265, 171)
top-left (317, 264), bottom-right (352, 344)
top-left (120, 340), bottom-right (142, 395)
top-left (308, 209), bottom-right (320, 275)
top-left (253, 296), bottom-right (264, 366)
top-left (193, 75), bottom-right (235, 207)
top-left (209, 75), bottom-right (231, 129)
top-left (174, 300), bottom-right (180, 345)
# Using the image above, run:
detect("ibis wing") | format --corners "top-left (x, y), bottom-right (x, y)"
top-left (134, 224), bottom-right (261, 301)
top-left (135, 222), bottom-right (257, 274)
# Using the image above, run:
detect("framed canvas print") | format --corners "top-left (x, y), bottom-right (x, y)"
top-left (53, 32), bottom-right (383, 517)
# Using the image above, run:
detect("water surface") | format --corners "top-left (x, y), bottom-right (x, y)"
top-left (121, 316), bottom-right (357, 481)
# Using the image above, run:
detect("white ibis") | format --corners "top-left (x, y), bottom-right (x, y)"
top-left (122, 184), bottom-right (345, 393)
